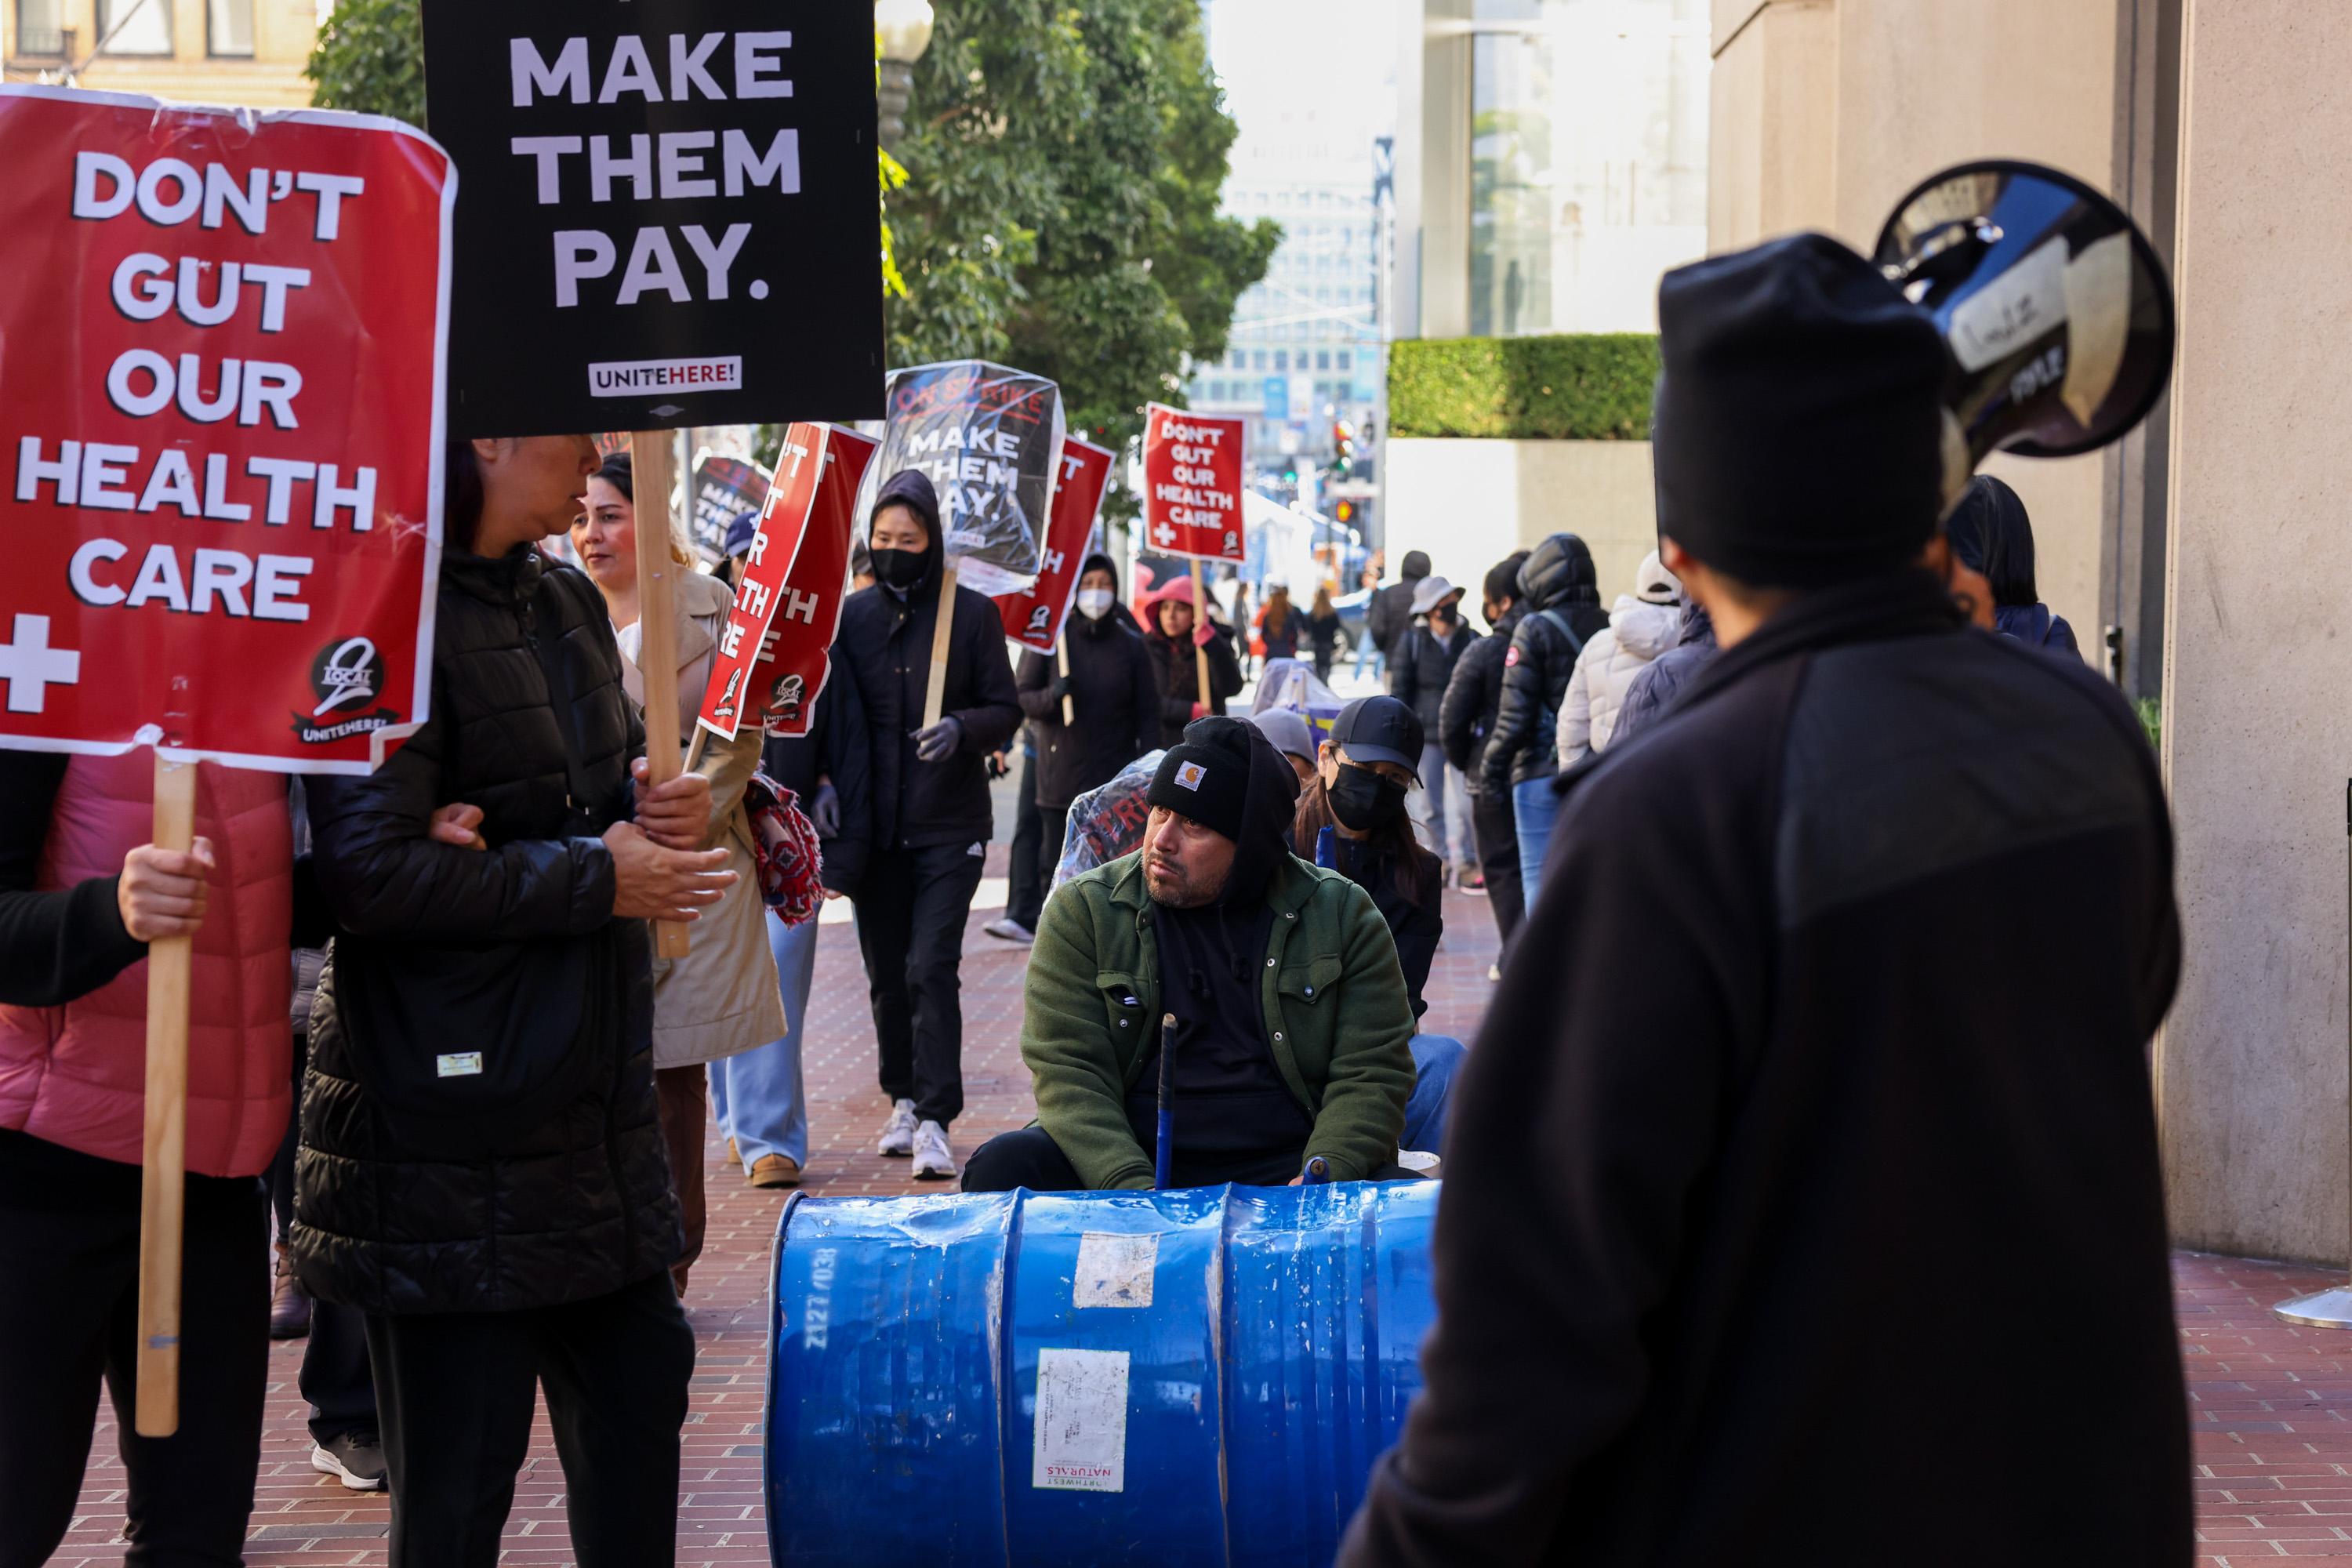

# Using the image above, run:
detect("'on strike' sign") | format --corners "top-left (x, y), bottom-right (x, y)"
top-left (1141, 403), bottom-right (1245, 562)
top-left (0, 87), bottom-right (450, 773)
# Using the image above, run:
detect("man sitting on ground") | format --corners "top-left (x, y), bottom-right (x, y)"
top-left (963, 717), bottom-right (1417, 1191)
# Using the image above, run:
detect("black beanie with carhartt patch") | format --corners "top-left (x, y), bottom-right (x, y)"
top-left (1149, 720), bottom-right (1252, 844)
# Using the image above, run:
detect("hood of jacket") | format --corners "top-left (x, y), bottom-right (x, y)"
top-left (1678, 597), bottom-right (1717, 649)
top-left (870, 468), bottom-right (945, 593)
top-left (1517, 533), bottom-right (1601, 614)
top-left (1609, 595), bottom-right (1684, 661)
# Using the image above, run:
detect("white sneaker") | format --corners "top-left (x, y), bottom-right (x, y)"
top-left (982, 917), bottom-right (1034, 945)
top-left (911, 1120), bottom-right (957, 1180)
top-left (877, 1098), bottom-right (918, 1156)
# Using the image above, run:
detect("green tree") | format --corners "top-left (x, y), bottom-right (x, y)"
top-left (890, 0), bottom-right (1279, 460)
top-left (304, 0), bottom-right (424, 125)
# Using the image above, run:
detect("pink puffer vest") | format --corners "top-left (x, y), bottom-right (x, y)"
top-left (0, 753), bottom-right (292, 1175)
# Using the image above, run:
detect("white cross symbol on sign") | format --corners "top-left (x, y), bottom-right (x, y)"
top-left (0, 615), bottom-right (78, 714)
top-left (1152, 521), bottom-right (1175, 546)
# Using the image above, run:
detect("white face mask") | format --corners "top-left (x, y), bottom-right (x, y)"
top-left (1076, 589), bottom-right (1114, 620)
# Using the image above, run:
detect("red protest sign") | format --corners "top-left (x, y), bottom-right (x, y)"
top-left (994, 436), bottom-right (1114, 653)
top-left (698, 423), bottom-right (877, 742)
top-left (0, 87), bottom-right (451, 773)
top-left (1141, 403), bottom-right (1246, 563)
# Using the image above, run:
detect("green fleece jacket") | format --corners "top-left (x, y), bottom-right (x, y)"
top-left (1022, 848), bottom-right (1416, 1189)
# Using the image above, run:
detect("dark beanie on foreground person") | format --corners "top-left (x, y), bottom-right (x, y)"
top-left (1340, 235), bottom-right (2188, 1566)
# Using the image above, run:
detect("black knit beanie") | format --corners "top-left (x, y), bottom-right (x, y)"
top-left (1653, 233), bottom-right (1950, 588)
top-left (1149, 722), bottom-right (1252, 844)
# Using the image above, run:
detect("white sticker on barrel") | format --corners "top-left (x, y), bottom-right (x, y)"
top-left (1073, 1232), bottom-right (1157, 1309)
top-left (1947, 236), bottom-right (2068, 372)
top-left (1033, 1347), bottom-right (1129, 1493)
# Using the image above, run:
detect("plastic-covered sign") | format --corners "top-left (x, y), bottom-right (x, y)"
top-left (691, 452), bottom-right (769, 563)
top-left (697, 422), bottom-right (876, 741)
top-left (1141, 404), bottom-right (1245, 562)
top-left (994, 436), bottom-right (1113, 654)
top-left (0, 86), bottom-right (451, 773)
top-left (862, 361), bottom-right (1062, 595)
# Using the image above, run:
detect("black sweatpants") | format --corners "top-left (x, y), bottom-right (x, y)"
top-left (365, 1270), bottom-right (694, 1568)
top-left (1471, 792), bottom-right (1525, 951)
top-left (1006, 750), bottom-right (1043, 931)
top-left (0, 1175), bottom-right (267, 1568)
top-left (854, 840), bottom-right (987, 1126)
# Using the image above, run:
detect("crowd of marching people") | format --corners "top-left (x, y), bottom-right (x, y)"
top-left (0, 248), bottom-right (2180, 1568)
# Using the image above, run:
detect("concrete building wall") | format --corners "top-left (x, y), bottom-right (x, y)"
top-left (2158, 0), bottom-right (2352, 1265)
top-left (1704, 0), bottom-right (2121, 674)
top-left (1385, 439), bottom-right (1659, 614)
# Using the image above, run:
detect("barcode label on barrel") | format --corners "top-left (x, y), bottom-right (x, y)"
top-left (1033, 1347), bottom-right (1129, 1493)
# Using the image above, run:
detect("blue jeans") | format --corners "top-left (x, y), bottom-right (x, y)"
top-left (1403, 1034), bottom-right (1465, 1156)
top-left (1512, 776), bottom-right (1560, 906)
top-left (708, 909), bottom-right (820, 1167)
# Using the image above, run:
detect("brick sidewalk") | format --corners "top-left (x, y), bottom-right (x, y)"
top-left (53, 859), bottom-right (2352, 1564)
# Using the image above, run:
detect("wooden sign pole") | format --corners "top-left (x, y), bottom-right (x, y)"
top-left (1057, 633), bottom-right (1073, 726)
top-left (1189, 559), bottom-right (1211, 717)
top-left (921, 561), bottom-right (959, 730)
top-left (631, 431), bottom-right (690, 960)
top-left (134, 751), bottom-right (197, 1436)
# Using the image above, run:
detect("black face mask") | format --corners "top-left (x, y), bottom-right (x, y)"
top-left (1327, 761), bottom-right (1410, 833)
top-left (869, 546), bottom-right (927, 590)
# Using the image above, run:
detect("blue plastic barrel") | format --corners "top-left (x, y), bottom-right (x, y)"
top-left (764, 1181), bottom-right (1439, 1566)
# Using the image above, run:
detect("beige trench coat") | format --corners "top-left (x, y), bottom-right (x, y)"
top-left (616, 569), bottom-right (786, 1069)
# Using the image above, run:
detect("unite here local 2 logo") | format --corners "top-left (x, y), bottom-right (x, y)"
top-left (292, 634), bottom-right (399, 743)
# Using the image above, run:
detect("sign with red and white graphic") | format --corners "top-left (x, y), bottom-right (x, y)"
top-left (994, 436), bottom-right (1114, 654)
top-left (697, 422), bottom-right (877, 742)
top-left (1141, 403), bottom-right (1245, 563)
top-left (0, 86), bottom-right (452, 773)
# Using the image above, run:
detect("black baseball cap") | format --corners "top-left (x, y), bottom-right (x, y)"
top-left (1329, 695), bottom-right (1425, 781)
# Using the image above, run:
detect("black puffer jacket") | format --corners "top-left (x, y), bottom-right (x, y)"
top-left (1388, 618), bottom-right (1473, 739)
top-left (1016, 611), bottom-right (1159, 811)
top-left (1480, 535), bottom-right (1609, 794)
top-left (1439, 604), bottom-right (1523, 781)
top-left (1144, 615), bottom-right (1244, 747)
top-left (833, 472), bottom-right (1023, 851)
top-left (291, 546), bottom-right (679, 1316)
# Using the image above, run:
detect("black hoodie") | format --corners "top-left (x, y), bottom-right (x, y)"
top-left (1480, 533), bottom-right (1610, 794)
top-left (1126, 719), bottom-right (1311, 1186)
top-left (831, 470), bottom-right (1023, 851)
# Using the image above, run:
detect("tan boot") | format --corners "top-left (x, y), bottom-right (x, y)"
top-left (748, 1154), bottom-right (801, 1189)
top-left (725, 1137), bottom-right (741, 1167)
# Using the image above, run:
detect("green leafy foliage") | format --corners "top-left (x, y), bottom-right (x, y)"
top-left (889, 0), bottom-right (1278, 472)
top-left (1388, 335), bottom-right (1661, 441)
top-left (304, 0), bottom-right (425, 126)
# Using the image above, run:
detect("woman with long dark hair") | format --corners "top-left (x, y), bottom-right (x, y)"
top-left (1287, 695), bottom-right (1462, 1155)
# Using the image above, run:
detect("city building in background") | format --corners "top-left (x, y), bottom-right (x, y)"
top-left (3, 0), bottom-right (320, 105)
top-left (1384, 0), bottom-right (1709, 620)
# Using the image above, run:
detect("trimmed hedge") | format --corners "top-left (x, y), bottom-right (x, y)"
top-left (1388, 333), bottom-right (1660, 441)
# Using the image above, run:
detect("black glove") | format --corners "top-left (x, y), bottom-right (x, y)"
top-left (913, 716), bottom-right (963, 762)
top-left (811, 781), bottom-right (840, 837)
top-left (1051, 675), bottom-right (1075, 704)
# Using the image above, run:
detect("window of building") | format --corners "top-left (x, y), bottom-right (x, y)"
top-left (98, 0), bottom-right (172, 53)
top-left (208, 0), bottom-right (252, 53)
top-left (1469, 0), bottom-right (1708, 336)
top-left (14, 0), bottom-right (67, 54)
top-left (1253, 350), bottom-right (1268, 370)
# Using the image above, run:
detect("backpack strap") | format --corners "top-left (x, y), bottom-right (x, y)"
top-left (1536, 608), bottom-right (1587, 656)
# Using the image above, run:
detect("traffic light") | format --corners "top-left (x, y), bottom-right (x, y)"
top-left (1328, 420), bottom-right (1356, 481)
top-left (1334, 500), bottom-right (1354, 524)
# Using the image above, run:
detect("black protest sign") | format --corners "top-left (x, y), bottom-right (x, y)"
top-left (422, 0), bottom-right (882, 437)
top-left (691, 452), bottom-right (769, 561)
top-left (866, 361), bottom-right (1062, 595)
